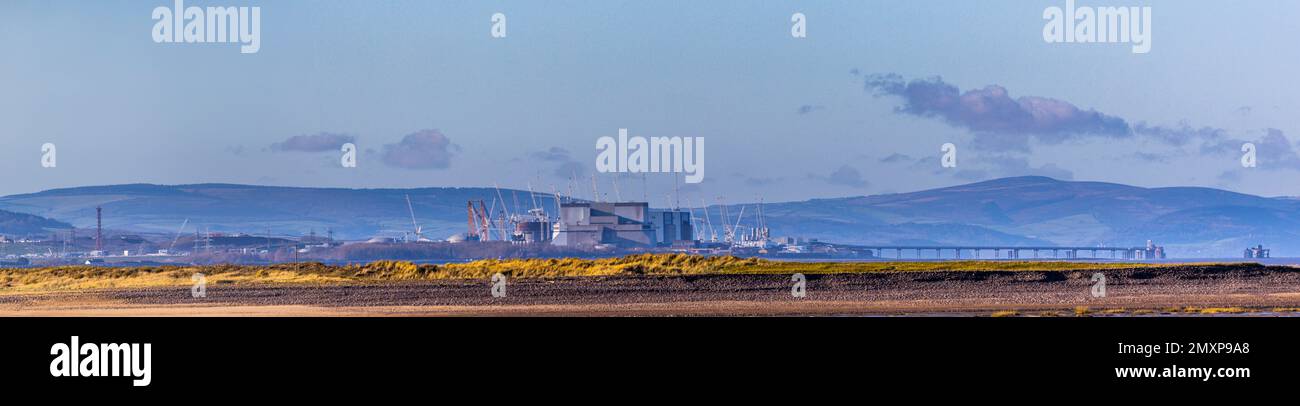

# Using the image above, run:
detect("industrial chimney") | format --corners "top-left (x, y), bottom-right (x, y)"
top-left (95, 206), bottom-right (102, 253)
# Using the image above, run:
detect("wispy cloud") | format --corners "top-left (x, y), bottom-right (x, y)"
top-left (1133, 123), bottom-right (1228, 147)
top-left (863, 74), bottom-right (1247, 151)
top-left (983, 155), bottom-right (1074, 180)
top-left (796, 104), bottom-right (825, 115)
top-left (860, 72), bottom-right (1300, 186)
top-left (732, 173), bottom-right (782, 187)
top-left (271, 132), bottom-right (356, 153)
top-left (878, 153), bottom-right (912, 164)
top-left (380, 130), bottom-right (457, 170)
top-left (864, 74), bottom-right (1132, 150)
top-left (525, 146), bottom-right (588, 178)
top-left (531, 146), bottom-right (573, 162)
top-left (810, 165), bottom-right (869, 188)
top-left (554, 161), bottom-right (587, 178)
top-left (1202, 128), bottom-right (1300, 171)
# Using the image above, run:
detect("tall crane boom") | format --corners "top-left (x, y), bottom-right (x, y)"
top-left (467, 201), bottom-right (480, 240)
top-left (700, 198), bottom-right (716, 242)
top-left (405, 194), bottom-right (423, 240)
top-left (550, 186), bottom-right (563, 221)
top-left (167, 218), bottom-right (189, 253)
top-left (527, 182), bottom-right (539, 212)
top-left (477, 200), bottom-right (493, 240)
top-left (718, 197), bottom-right (733, 243)
top-left (466, 200), bottom-right (493, 241)
top-left (731, 206), bottom-right (746, 242)
top-left (612, 175), bottom-right (622, 202)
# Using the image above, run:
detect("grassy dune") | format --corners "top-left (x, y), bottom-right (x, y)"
top-left (0, 253), bottom-right (1222, 294)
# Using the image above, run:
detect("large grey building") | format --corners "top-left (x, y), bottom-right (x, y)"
top-left (552, 202), bottom-right (693, 247)
top-left (552, 202), bottom-right (656, 247)
top-left (649, 209), bottom-right (692, 245)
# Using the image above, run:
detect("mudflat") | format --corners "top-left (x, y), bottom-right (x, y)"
top-left (2, 264), bottom-right (1298, 316)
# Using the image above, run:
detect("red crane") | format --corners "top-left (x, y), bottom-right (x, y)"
top-left (466, 200), bottom-right (492, 241)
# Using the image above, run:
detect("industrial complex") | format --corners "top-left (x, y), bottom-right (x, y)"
top-left (0, 182), bottom-right (1272, 266)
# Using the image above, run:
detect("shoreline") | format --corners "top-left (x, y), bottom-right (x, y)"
top-left (3, 265), bottom-right (1299, 316)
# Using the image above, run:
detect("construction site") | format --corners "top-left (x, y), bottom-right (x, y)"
top-left (0, 171), bottom-right (874, 266)
top-left (0, 174), bottom-right (1200, 266)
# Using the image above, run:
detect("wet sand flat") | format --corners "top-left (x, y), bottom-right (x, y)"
top-left (3, 265), bottom-right (1299, 316)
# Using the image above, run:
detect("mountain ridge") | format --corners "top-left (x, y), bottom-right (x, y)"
top-left (0, 209), bottom-right (73, 237)
top-left (0, 176), bottom-right (1291, 257)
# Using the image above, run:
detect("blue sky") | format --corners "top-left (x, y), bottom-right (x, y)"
top-left (2, 0), bottom-right (1299, 204)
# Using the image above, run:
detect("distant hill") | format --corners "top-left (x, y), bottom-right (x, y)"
top-left (1, 177), bottom-right (1294, 257)
top-left (0, 184), bottom-right (557, 240)
top-left (0, 209), bottom-right (71, 237)
top-left (743, 176), bottom-right (1300, 257)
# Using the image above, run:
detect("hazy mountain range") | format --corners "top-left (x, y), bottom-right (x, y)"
top-left (0, 184), bottom-right (541, 241)
top-left (0, 209), bottom-right (72, 237)
top-left (0, 177), bottom-right (1293, 257)
top-left (753, 176), bottom-right (1299, 257)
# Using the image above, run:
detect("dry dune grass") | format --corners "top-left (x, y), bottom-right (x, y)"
top-left (0, 265), bottom-right (353, 293)
top-left (0, 253), bottom-right (1218, 294)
